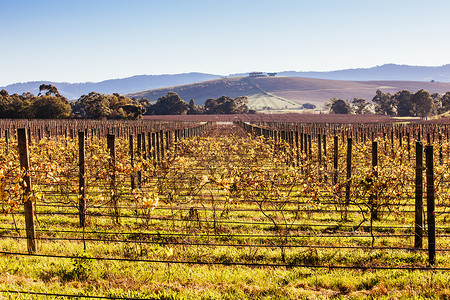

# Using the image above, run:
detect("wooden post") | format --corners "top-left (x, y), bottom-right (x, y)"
top-left (5, 129), bottom-right (9, 155)
top-left (147, 132), bottom-right (152, 162)
top-left (345, 138), bottom-right (352, 206)
top-left (152, 132), bottom-right (157, 163)
top-left (78, 131), bottom-right (87, 227)
top-left (425, 145), bottom-right (436, 265)
top-left (333, 136), bottom-right (338, 185)
top-left (407, 132), bottom-right (411, 160)
top-left (308, 134), bottom-right (312, 159)
top-left (318, 134), bottom-right (322, 165)
top-left (295, 131), bottom-right (299, 166)
top-left (129, 134), bottom-right (135, 190)
top-left (414, 141), bottom-right (424, 249)
top-left (142, 132), bottom-right (147, 160)
top-left (160, 130), bottom-right (165, 160)
top-left (371, 141), bottom-right (379, 221)
top-left (137, 134), bottom-right (142, 187)
top-left (107, 134), bottom-right (119, 224)
top-left (17, 128), bottom-right (36, 253)
top-left (155, 131), bottom-right (160, 162)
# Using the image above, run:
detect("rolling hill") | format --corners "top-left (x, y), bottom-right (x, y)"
top-left (127, 76), bottom-right (450, 110)
top-left (0, 73), bottom-right (222, 100)
top-left (232, 64), bottom-right (450, 82)
top-left (3, 64), bottom-right (450, 101)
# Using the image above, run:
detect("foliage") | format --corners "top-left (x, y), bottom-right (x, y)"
top-left (351, 98), bottom-right (371, 114)
top-left (302, 103), bottom-right (316, 109)
top-left (204, 96), bottom-right (250, 114)
top-left (328, 98), bottom-right (351, 114)
top-left (72, 92), bottom-right (145, 119)
top-left (372, 90), bottom-right (396, 116)
top-left (370, 89), bottom-right (434, 118)
top-left (0, 86), bottom-right (71, 119)
top-left (412, 89), bottom-right (433, 118)
top-left (440, 92), bottom-right (450, 113)
top-left (187, 99), bottom-right (203, 114)
top-left (148, 92), bottom-right (189, 115)
top-left (393, 90), bottom-right (414, 117)
top-left (33, 95), bottom-right (72, 119)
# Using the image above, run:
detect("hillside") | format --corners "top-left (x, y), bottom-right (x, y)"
top-left (0, 73), bottom-right (221, 100)
top-left (233, 64), bottom-right (450, 82)
top-left (127, 76), bottom-right (450, 110)
top-left (3, 64), bottom-right (450, 101)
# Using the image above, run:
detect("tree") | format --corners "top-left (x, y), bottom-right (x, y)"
top-left (441, 92), bottom-right (450, 113)
top-left (11, 92), bottom-right (35, 118)
top-left (351, 98), bottom-right (370, 114)
top-left (38, 84), bottom-right (61, 97)
top-left (149, 92), bottom-right (189, 115)
top-left (393, 90), bottom-right (414, 117)
top-left (412, 89), bottom-right (433, 119)
top-left (33, 95), bottom-right (71, 119)
top-left (119, 104), bottom-right (146, 120)
top-left (204, 96), bottom-right (250, 114)
top-left (328, 98), bottom-right (351, 114)
top-left (137, 97), bottom-right (152, 115)
top-left (187, 99), bottom-right (199, 115)
top-left (372, 90), bottom-right (396, 116)
top-left (302, 103), bottom-right (316, 109)
top-left (72, 92), bottom-right (112, 118)
top-left (72, 92), bottom-right (145, 119)
top-left (431, 93), bottom-right (442, 115)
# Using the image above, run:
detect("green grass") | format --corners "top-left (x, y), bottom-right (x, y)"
top-left (247, 93), bottom-right (302, 110)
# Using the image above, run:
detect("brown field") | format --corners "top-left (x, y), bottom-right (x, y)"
top-left (129, 76), bottom-right (450, 108)
top-left (143, 113), bottom-right (413, 123)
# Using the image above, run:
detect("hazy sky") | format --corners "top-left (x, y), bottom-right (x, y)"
top-left (1, 0), bottom-right (450, 86)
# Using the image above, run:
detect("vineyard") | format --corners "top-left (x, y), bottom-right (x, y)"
top-left (0, 117), bottom-right (450, 299)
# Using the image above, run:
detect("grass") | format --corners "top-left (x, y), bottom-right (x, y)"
top-left (1, 256), bottom-right (450, 299)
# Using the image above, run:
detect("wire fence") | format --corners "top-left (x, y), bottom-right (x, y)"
top-left (1, 119), bottom-right (450, 299)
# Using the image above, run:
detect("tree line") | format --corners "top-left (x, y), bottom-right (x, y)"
top-left (328, 89), bottom-right (450, 118)
top-left (0, 85), bottom-right (255, 119)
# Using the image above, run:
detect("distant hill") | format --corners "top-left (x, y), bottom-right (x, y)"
top-left (232, 64), bottom-right (450, 82)
top-left (0, 73), bottom-right (222, 100)
top-left (3, 64), bottom-right (450, 101)
top-left (127, 76), bottom-right (450, 110)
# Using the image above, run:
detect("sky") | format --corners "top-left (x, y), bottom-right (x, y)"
top-left (1, 0), bottom-right (450, 86)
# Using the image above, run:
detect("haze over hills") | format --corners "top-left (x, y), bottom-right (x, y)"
top-left (3, 64), bottom-right (450, 108)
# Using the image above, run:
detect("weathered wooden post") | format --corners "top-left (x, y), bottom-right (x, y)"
top-left (5, 129), bottom-right (9, 155)
top-left (425, 145), bottom-right (436, 265)
top-left (345, 138), bottom-right (352, 209)
top-left (155, 131), bottom-right (161, 162)
top-left (333, 136), bottom-right (338, 185)
top-left (78, 131), bottom-right (87, 227)
top-left (137, 133), bottom-right (142, 187)
top-left (160, 130), bottom-right (165, 160)
top-left (152, 132), bottom-right (157, 163)
top-left (371, 141), bottom-right (379, 221)
top-left (17, 128), bottom-right (36, 253)
top-left (318, 134), bottom-right (322, 165)
top-left (129, 134), bottom-right (135, 190)
top-left (414, 141), bottom-right (424, 249)
top-left (107, 134), bottom-right (119, 224)
top-left (295, 131), bottom-right (299, 166)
